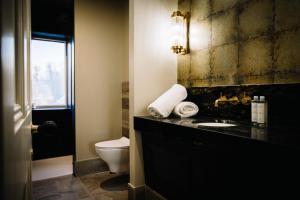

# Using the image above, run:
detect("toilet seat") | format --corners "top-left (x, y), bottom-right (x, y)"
top-left (95, 137), bottom-right (129, 149)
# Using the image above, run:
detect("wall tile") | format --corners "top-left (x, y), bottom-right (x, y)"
top-left (210, 76), bottom-right (235, 86)
top-left (239, 37), bottom-right (273, 77)
top-left (179, 0), bottom-right (191, 13)
top-left (239, 0), bottom-right (273, 39)
top-left (178, 54), bottom-right (191, 81)
top-left (122, 98), bottom-right (129, 109)
top-left (122, 109), bottom-right (129, 124)
top-left (211, 43), bottom-right (238, 85)
top-left (274, 29), bottom-right (300, 73)
top-left (178, 0), bottom-right (300, 86)
top-left (239, 0), bottom-right (253, 4)
top-left (190, 79), bottom-right (211, 87)
top-left (275, 0), bottom-right (300, 32)
top-left (190, 49), bottom-right (210, 80)
top-left (274, 72), bottom-right (300, 84)
top-left (212, 9), bottom-right (237, 47)
top-left (212, 0), bottom-right (238, 13)
top-left (239, 75), bottom-right (273, 85)
top-left (191, 0), bottom-right (210, 21)
top-left (178, 79), bottom-right (190, 87)
top-left (122, 82), bottom-right (129, 95)
top-left (190, 18), bottom-right (211, 51)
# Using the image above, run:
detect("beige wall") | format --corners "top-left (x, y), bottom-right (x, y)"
top-left (75, 0), bottom-right (128, 161)
top-left (129, 0), bottom-right (178, 187)
top-left (122, 4), bottom-right (129, 83)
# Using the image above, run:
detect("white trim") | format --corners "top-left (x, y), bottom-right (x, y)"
top-left (14, 110), bottom-right (23, 122)
top-left (14, 104), bottom-right (24, 134)
top-left (14, 118), bottom-right (25, 134)
top-left (33, 105), bottom-right (68, 110)
top-left (14, 105), bottom-right (32, 134)
top-left (14, 0), bottom-right (32, 135)
top-left (128, 182), bottom-right (145, 189)
top-left (14, 104), bottom-right (22, 112)
top-left (25, 104), bottom-right (31, 114)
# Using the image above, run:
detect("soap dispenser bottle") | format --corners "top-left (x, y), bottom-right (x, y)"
top-left (257, 96), bottom-right (268, 127)
top-left (251, 96), bottom-right (259, 125)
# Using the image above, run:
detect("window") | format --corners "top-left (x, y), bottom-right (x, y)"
top-left (31, 39), bottom-right (67, 108)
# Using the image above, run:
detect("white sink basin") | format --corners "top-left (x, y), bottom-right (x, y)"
top-left (196, 122), bottom-right (237, 127)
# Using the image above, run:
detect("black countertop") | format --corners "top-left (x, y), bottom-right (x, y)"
top-left (134, 116), bottom-right (300, 150)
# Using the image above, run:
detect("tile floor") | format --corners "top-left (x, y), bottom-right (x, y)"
top-left (32, 172), bottom-right (128, 200)
top-left (32, 156), bottom-right (73, 181)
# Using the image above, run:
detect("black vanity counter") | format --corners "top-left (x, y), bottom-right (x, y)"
top-left (134, 116), bottom-right (300, 199)
top-left (134, 116), bottom-right (300, 150)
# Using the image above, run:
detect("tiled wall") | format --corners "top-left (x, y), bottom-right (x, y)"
top-left (178, 0), bottom-right (300, 87)
top-left (186, 83), bottom-right (300, 125)
top-left (122, 81), bottom-right (129, 138)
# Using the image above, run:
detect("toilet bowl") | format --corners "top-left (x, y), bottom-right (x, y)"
top-left (95, 137), bottom-right (129, 173)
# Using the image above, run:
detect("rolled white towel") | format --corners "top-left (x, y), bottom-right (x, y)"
top-left (147, 84), bottom-right (187, 118)
top-left (173, 101), bottom-right (199, 118)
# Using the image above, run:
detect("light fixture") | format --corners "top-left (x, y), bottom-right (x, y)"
top-left (171, 11), bottom-right (189, 55)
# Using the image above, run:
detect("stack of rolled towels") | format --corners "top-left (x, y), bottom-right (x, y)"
top-left (147, 84), bottom-right (199, 118)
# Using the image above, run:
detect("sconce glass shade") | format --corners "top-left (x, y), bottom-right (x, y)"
top-left (171, 11), bottom-right (189, 55)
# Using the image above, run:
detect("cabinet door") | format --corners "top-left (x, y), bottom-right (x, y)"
top-left (191, 135), bottom-right (218, 197)
top-left (142, 131), bottom-right (193, 200)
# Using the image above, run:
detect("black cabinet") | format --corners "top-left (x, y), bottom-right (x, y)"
top-left (142, 131), bottom-right (193, 199)
top-left (137, 118), bottom-right (300, 199)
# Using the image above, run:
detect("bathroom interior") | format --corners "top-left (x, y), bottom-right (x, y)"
top-left (1, 0), bottom-right (300, 199)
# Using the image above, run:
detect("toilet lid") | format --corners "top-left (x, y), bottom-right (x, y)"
top-left (95, 137), bottom-right (129, 149)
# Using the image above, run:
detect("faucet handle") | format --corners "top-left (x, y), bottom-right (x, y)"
top-left (214, 92), bottom-right (227, 107)
top-left (219, 92), bottom-right (227, 100)
top-left (241, 92), bottom-right (252, 105)
top-left (228, 96), bottom-right (239, 105)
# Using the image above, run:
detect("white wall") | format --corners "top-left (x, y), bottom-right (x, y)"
top-left (75, 0), bottom-right (128, 161)
top-left (129, 0), bottom-right (178, 187)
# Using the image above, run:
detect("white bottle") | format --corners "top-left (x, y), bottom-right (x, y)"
top-left (257, 96), bottom-right (268, 127)
top-left (251, 96), bottom-right (259, 125)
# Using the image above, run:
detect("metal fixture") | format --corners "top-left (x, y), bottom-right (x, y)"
top-left (241, 92), bottom-right (252, 105)
top-left (31, 124), bottom-right (39, 134)
top-left (214, 92), bottom-right (252, 107)
top-left (214, 93), bottom-right (230, 107)
top-left (171, 11), bottom-right (190, 54)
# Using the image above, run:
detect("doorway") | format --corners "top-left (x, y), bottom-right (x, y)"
top-left (31, 0), bottom-right (75, 180)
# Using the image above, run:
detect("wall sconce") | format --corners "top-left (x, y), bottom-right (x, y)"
top-left (171, 11), bottom-right (190, 55)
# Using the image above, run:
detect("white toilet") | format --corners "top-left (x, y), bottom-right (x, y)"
top-left (95, 137), bottom-right (130, 173)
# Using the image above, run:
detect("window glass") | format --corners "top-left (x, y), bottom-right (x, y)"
top-left (31, 39), bottom-right (67, 108)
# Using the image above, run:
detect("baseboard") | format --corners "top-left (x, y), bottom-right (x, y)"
top-left (74, 158), bottom-right (108, 176)
top-left (145, 185), bottom-right (166, 200)
top-left (128, 183), bottom-right (145, 200)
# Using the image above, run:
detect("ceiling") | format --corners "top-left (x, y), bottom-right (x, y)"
top-left (31, 0), bottom-right (74, 36)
